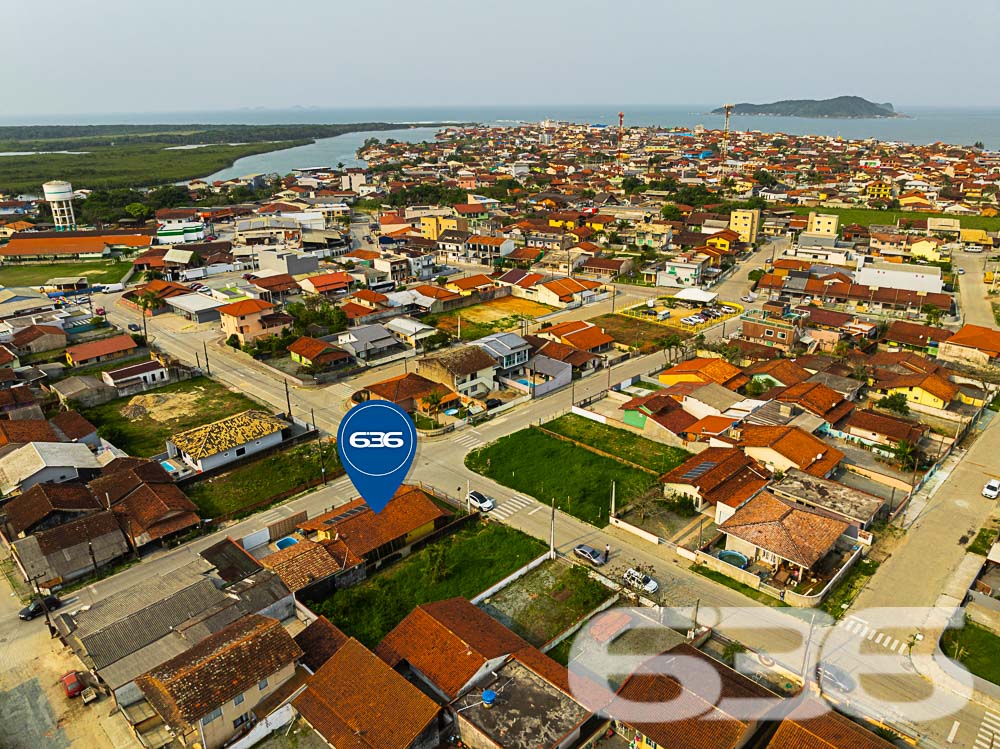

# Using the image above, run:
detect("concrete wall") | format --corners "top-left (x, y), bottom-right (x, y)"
top-left (201, 660), bottom-right (297, 749)
top-left (177, 429), bottom-right (285, 473)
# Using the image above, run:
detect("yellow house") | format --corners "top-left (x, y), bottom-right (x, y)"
top-left (705, 229), bottom-right (740, 253)
top-left (965, 186), bottom-right (985, 200)
top-left (866, 181), bottom-right (892, 200)
top-left (960, 227), bottom-right (990, 246)
top-left (910, 238), bottom-right (944, 262)
top-left (584, 215), bottom-right (614, 232)
top-left (899, 192), bottom-right (932, 209)
top-left (875, 373), bottom-right (957, 411)
top-left (729, 208), bottom-right (760, 244)
top-left (420, 214), bottom-right (468, 241)
top-left (806, 212), bottom-right (839, 236)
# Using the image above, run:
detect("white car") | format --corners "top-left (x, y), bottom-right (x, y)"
top-left (983, 480), bottom-right (1000, 499)
top-left (467, 491), bottom-right (495, 512)
top-left (623, 568), bottom-right (659, 594)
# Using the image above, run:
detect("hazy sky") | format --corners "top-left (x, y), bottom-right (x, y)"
top-left (9, 0), bottom-right (1000, 116)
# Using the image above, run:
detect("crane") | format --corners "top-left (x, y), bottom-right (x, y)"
top-left (720, 103), bottom-right (734, 161)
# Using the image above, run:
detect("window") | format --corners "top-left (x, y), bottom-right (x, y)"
top-left (764, 329), bottom-right (774, 337)
top-left (203, 707), bottom-right (222, 725)
top-left (235, 447), bottom-right (246, 457)
top-left (234, 692), bottom-right (245, 706)
top-left (233, 712), bottom-right (252, 730)
top-left (258, 678), bottom-right (269, 691)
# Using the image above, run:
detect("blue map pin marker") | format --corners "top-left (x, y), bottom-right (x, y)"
top-left (336, 401), bottom-right (417, 513)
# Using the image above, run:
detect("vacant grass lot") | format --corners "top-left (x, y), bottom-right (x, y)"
top-left (465, 428), bottom-right (659, 525)
top-left (543, 414), bottom-right (691, 473)
top-left (309, 523), bottom-right (545, 648)
top-left (186, 441), bottom-right (340, 518)
top-left (0, 260), bottom-right (130, 288)
top-left (424, 298), bottom-right (553, 341)
top-left (479, 560), bottom-right (613, 646)
top-left (942, 618), bottom-right (1000, 685)
top-left (790, 205), bottom-right (1000, 232)
top-left (80, 376), bottom-right (262, 456)
top-left (589, 313), bottom-right (690, 354)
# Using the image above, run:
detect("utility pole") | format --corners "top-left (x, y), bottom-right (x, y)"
top-left (202, 340), bottom-right (211, 375)
top-left (311, 408), bottom-right (327, 485)
top-left (195, 351), bottom-right (201, 370)
top-left (284, 379), bottom-right (293, 419)
top-left (549, 498), bottom-right (556, 560)
top-left (610, 480), bottom-right (616, 520)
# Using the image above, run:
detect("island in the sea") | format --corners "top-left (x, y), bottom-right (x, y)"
top-left (712, 96), bottom-right (902, 119)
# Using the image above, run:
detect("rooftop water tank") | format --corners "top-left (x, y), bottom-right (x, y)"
top-left (482, 689), bottom-right (497, 709)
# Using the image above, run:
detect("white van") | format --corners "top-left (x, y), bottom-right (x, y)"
top-left (100, 283), bottom-right (125, 293)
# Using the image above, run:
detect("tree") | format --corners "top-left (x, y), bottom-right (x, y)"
top-left (922, 303), bottom-right (943, 327)
top-left (877, 392), bottom-right (910, 415)
top-left (226, 334), bottom-right (241, 349)
top-left (425, 544), bottom-right (450, 583)
top-left (135, 289), bottom-right (160, 345)
top-left (124, 202), bottom-right (151, 221)
top-left (891, 439), bottom-right (920, 471)
top-left (660, 204), bottom-right (683, 221)
top-left (745, 378), bottom-right (769, 397)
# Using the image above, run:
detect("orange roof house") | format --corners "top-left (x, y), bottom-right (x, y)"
top-left (65, 334), bottom-right (138, 367)
top-left (738, 425), bottom-right (844, 478)
top-left (658, 357), bottom-right (748, 391)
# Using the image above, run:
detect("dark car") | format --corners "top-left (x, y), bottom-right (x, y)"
top-left (816, 662), bottom-right (856, 693)
top-left (19, 596), bottom-right (61, 621)
top-left (485, 398), bottom-right (503, 410)
top-left (127, 323), bottom-right (141, 332)
top-left (574, 544), bottom-right (605, 566)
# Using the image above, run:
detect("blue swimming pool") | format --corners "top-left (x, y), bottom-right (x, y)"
top-left (718, 550), bottom-right (750, 569)
top-left (160, 460), bottom-right (176, 473)
top-left (517, 378), bottom-right (531, 386)
top-left (275, 536), bottom-right (299, 551)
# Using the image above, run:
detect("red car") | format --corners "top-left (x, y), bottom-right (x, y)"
top-left (61, 671), bottom-right (83, 698)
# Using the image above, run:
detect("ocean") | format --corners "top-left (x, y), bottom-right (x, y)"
top-left (6, 105), bottom-right (1000, 180)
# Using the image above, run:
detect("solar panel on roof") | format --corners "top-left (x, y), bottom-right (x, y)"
top-left (323, 505), bottom-right (369, 526)
top-left (679, 461), bottom-right (718, 481)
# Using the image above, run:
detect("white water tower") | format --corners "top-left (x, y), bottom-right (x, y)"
top-left (43, 180), bottom-right (76, 230)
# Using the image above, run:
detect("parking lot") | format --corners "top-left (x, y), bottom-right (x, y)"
top-left (620, 296), bottom-right (743, 334)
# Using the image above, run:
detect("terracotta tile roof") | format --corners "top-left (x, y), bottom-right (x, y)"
top-left (449, 273), bottom-right (495, 291)
top-left (0, 419), bottom-right (60, 445)
top-left (260, 539), bottom-right (348, 592)
top-left (609, 643), bottom-right (773, 749)
top-left (10, 324), bottom-right (65, 348)
top-left (216, 298), bottom-right (274, 317)
top-left (524, 336), bottom-right (599, 368)
top-left (136, 615), bottom-right (302, 731)
top-left (944, 324), bottom-right (1000, 357)
top-left (50, 410), bottom-right (97, 441)
top-left (775, 382), bottom-right (854, 423)
top-left (298, 485), bottom-right (449, 558)
top-left (686, 414), bottom-right (739, 438)
top-left (287, 336), bottom-right (348, 363)
top-left (252, 273), bottom-right (300, 293)
top-left (169, 410), bottom-right (288, 462)
top-left (376, 597), bottom-right (570, 698)
top-left (65, 334), bottom-right (138, 363)
top-left (33, 510), bottom-right (124, 555)
top-left (302, 272), bottom-right (353, 293)
top-left (351, 288), bottom-right (389, 304)
top-left (293, 638), bottom-right (439, 749)
top-left (719, 492), bottom-right (849, 568)
top-left (294, 616), bottom-right (349, 673)
top-left (538, 277), bottom-right (602, 301)
top-left (663, 357), bottom-right (748, 390)
top-left (112, 481), bottom-right (199, 541)
top-left (563, 325), bottom-right (615, 352)
top-left (884, 320), bottom-right (951, 348)
top-left (738, 425), bottom-right (844, 477)
top-left (745, 359), bottom-right (811, 386)
top-left (767, 699), bottom-right (895, 748)
top-left (5, 481), bottom-right (101, 535)
top-left (842, 408), bottom-right (926, 443)
top-left (364, 372), bottom-right (453, 405)
top-left (874, 371), bottom-right (958, 404)
top-left (662, 447), bottom-right (771, 507)
top-left (412, 284), bottom-right (461, 301)
top-left (0, 233), bottom-right (151, 257)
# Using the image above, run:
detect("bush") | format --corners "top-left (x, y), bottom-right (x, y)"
top-left (877, 392), bottom-right (910, 415)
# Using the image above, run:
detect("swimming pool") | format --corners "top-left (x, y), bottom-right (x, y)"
top-left (517, 378), bottom-right (531, 386)
top-left (275, 536), bottom-right (299, 551)
top-left (718, 550), bottom-right (750, 569)
top-left (160, 460), bottom-right (176, 473)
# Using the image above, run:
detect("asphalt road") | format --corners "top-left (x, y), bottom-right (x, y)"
top-left (953, 250), bottom-right (996, 328)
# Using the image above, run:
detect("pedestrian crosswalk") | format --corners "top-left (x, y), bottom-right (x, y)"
top-left (454, 430), bottom-right (485, 450)
top-left (490, 494), bottom-right (534, 520)
top-left (975, 711), bottom-right (1000, 749)
top-left (331, 476), bottom-right (353, 492)
top-left (837, 615), bottom-right (907, 653)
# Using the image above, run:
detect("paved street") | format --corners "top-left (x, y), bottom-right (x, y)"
top-left (954, 250), bottom-right (996, 328)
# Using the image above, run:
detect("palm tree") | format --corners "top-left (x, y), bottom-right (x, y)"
top-left (136, 290), bottom-right (159, 345)
top-left (891, 439), bottom-right (920, 471)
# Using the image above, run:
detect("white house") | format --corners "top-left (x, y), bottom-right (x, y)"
top-left (166, 410), bottom-right (289, 473)
top-left (0, 442), bottom-right (101, 496)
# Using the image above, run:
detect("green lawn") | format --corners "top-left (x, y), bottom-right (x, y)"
top-left (820, 557), bottom-right (881, 619)
top-left (465, 427), bottom-right (659, 525)
top-left (942, 618), bottom-right (1000, 685)
top-left (80, 376), bottom-right (263, 457)
top-left (789, 205), bottom-right (1000, 232)
top-left (0, 260), bottom-right (130, 288)
top-left (309, 523), bottom-right (546, 648)
top-left (968, 526), bottom-right (999, 556)
top-left (185, 441), bottom-right (341, 518)
top-left (691, 564), bottom-right (790, 607)
top-left (479, 561), bottom-right (613, 646)
top-left (543, 414), bottom-right (691, 473)
top-left (589, 312), bottom-right (690, 354)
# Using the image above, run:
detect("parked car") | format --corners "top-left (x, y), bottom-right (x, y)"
top-left (573, 544), bottom-right (605, 566)
top-left (983, 480), bottom-right (1000, 499)
top-left (485, 398), bottom-right (503, 410)
top-left (816, 662), bottom-right (856, 693)
top-left (127, 323), bottom-right (141, 332)
top-left (61, 671), bottom-right (84, 698)
top-left (623, 568), bottom-right (659, 594)
top-left (18, 596), bottom-right (61, 621)
top-left (467, 491), bottom-right (495, 512)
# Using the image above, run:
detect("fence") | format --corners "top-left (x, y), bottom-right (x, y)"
top-left (532, 424), bottom-right (659, 475)
top-left (541, 593), bottom-right (622, 654)
top-left (470, 550), bottom-right (552, 604)
top-left (226, 704), bottom-right (296, 749)
top-left (610, 516), bottom-right (663, 546)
